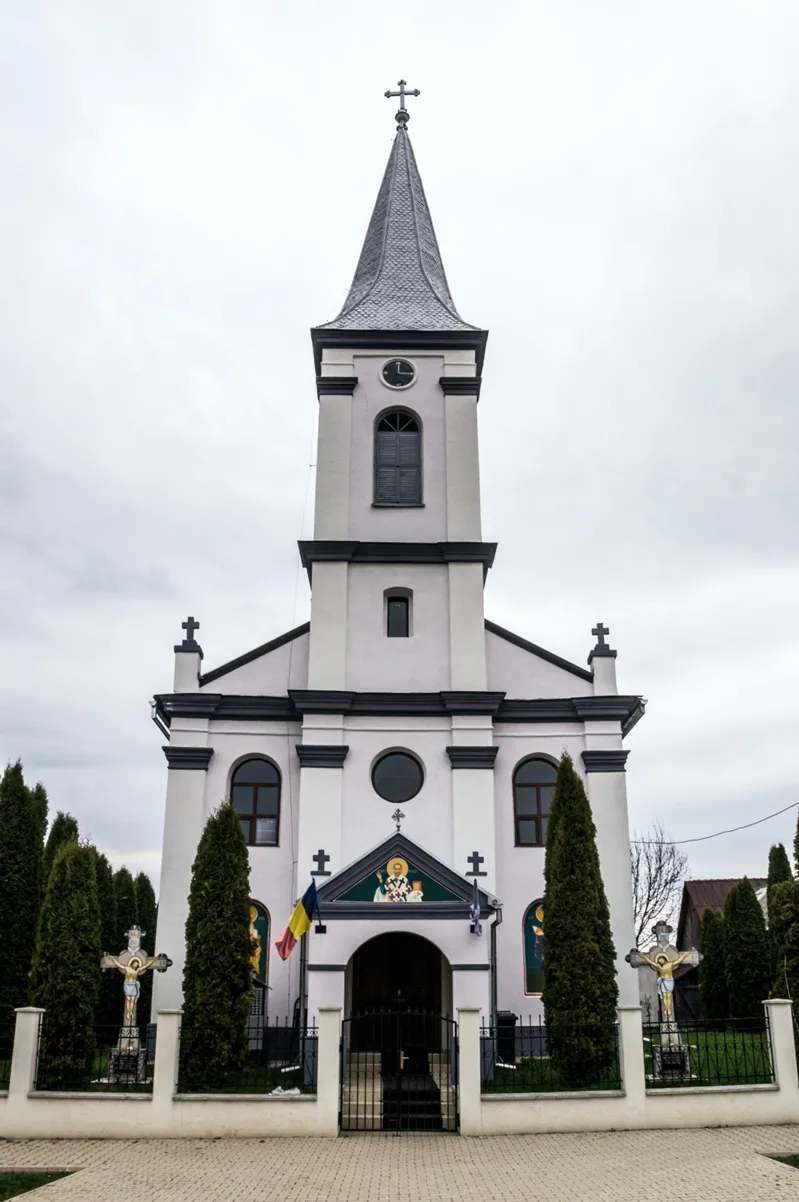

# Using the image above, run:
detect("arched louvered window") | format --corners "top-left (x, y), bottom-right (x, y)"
top-left (374, 410), bottom-right (422, 505)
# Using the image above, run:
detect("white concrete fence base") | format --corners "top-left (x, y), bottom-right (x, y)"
top-left (1, 1000), bottom-right (796, 1139)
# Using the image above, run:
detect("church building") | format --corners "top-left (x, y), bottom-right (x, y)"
top-left (151, 89), bottom-right (644, 1032)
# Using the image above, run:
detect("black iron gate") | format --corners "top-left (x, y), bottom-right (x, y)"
top-left (340, 1008), bottom-right (458, 1132)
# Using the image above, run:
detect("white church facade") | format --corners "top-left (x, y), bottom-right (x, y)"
top-left (151, 97), bottom-right (644, 1030)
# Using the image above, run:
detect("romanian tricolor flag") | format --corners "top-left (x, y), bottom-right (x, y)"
top-left (274, 881), bottom-right (319, 961)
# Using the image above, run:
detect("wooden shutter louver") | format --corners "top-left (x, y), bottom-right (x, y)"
top-left (374, 411), bottom-right (421, 504)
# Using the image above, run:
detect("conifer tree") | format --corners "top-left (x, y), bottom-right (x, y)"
top-left (113, 867), bottom-right (138, 946)
top-left (134, 872), bottom-right (158, 1028)
top-left (43, 812), bottom-right (79, 888)
top-left (723, 878), bottom-right (770, 1019)
top-left (0, 762), bottom-right (42, 1020)
top-left (794, 812), bottom-right (799, 879)
top-left (90, 850), bottom-right (119, 1026)
top-left (699, 907), bottom-right (728, 1021)
top-left (767, 844), bottom-right (793, 986)
top-left (30, 842), bottom-right (101, 1087)
top-left (542, 754), bottom-right (618, 1085)
top-left (768, 880), bottom-right (799, 998)
top-left (30, 782), bottom-right (49, 849)
top-left (181, 803), bottom-right (254, 1090)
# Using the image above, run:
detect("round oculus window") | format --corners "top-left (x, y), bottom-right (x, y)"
top-left (371, 752), bottom-right (423, 803)
top-left (381, 358), bottom-right (416, 388)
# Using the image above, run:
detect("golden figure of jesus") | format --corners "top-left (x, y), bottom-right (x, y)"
top-left (101, 926), bottom-right (172, 1031)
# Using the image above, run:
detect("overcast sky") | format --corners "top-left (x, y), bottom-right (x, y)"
top-left (1, 1), bottom-right (797, 895)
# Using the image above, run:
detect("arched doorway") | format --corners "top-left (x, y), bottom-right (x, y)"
top-left (350, 931), bottom-right (446, 1014)
top-left (341, 933), bottom-right (458, 1131)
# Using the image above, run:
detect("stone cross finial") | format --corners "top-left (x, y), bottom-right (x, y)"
top-left (466, 851), bottom-right (487, 877)
top-left (385, 79), bottom-right (420, 128)
top-left (311, 848), bottom-right (331, 877)
top-left (592, 622), bottom-right (609, 648)
top-left (391, 808), bottom-right (405, 832)
top-left (175, 615), bottom-right (202, 653)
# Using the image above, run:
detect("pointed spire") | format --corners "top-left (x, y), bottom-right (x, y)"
top-left (317, 127), bottom-right (480, 334)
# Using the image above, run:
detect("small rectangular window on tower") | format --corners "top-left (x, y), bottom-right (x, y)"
top-left (386, 596), bottom-right (410, 638)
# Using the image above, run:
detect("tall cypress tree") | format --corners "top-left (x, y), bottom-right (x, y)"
top-left (30, 842), bottom-right (101, 1088)
top-left (134, 872), bottom-right (158, 1028)
top-left (181, 803), bottom-right (254, 1090)
top-left (768, 879), bottom-right (799, 998)
top-left (723, 878), bottom-right (770, 1019)
top-left (699, 908), bottom-right (728, 1021)
top-left (113, 867), bottom-right (138, 946)
top-left (43, 812), bottom-right (79, 889)
top-left (767, 844), bottom-right (793, 986)
top-left (0, 762), bottom-right (42, 1020)
top-left (90, 850), bottom-right (119, 1026)
top-left (794, 812), bottom-right (799, 879)
top-left (542, 754), bottom-right (618, 1085)
top-left (30, 782), bottom-right (49, 850)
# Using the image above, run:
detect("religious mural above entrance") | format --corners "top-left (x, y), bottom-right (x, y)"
top-left (339, 857), bottom-right (461, 904)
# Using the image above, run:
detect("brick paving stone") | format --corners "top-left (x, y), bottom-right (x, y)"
top-left (2, 1127), bottom-right (799, 1201)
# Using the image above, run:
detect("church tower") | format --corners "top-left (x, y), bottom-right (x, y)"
top-left (152, 85), bottom-right (642, 1026)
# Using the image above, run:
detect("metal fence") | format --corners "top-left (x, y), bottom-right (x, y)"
top-left (177, 1014), bottom-right (318, 1094)
top-left (643, 1017), bottom-right (774, 1088)
top-left (0, 1023), bottom-right (13, 1090)
top-left (35, 1021), bottom-right (155, 1092)
top-left (480, 1016), bottom-right (622, 1093)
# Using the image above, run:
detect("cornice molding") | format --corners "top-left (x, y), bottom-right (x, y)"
top-left (316, 376), bottom-right (358, 397)
top-left (446, 746), bottom-right (498, 769)
top-left (153, 691), bottom-right (644, 736)
top-left (582, 749), bottom-right (630, 773)
top-left (295, 745), bottom-right (349, 768)
top-left (310, 328), bottom-right (489, 375)
top-left (297, 540), bottom-right (497, 582)
top-left (438, 376), bottom-right (482, 399)
top-left (162, 746), bottom-right (214, 771)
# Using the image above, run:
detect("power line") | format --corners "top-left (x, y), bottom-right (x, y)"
top-left (631, 801), bottom-right (799, 846)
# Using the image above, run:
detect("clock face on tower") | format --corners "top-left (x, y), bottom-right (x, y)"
top-left (381, 358), bottom-right (416, 389)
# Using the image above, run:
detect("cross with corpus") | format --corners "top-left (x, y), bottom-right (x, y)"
top-left (385, 79), bottom-right (420, 127)
top-left (466, 851), bottom-right (487, 877)
top-left (592, 622), bottom-right (609, 648)
top-left (311, 849), bottom-right (331, 877)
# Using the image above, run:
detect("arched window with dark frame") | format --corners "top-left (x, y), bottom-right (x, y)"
top-left (374, 410), bottom-right (421, 505)
top-left (513, 757), bottom-right (557, 847)
top-left (231, 759), bottom-right (281, 846)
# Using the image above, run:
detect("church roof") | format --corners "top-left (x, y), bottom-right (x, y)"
top-left (316, 127), bottom-right (481, 334)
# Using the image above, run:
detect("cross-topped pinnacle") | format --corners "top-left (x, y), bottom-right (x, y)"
top-left (391, 808), bottom-right (405, 832)
top-left (466, 851), bottom-right (487, 877)
top-left (592, 622), bottom-right (609, 648)
top-left (384, 79), bottom-right (420, 129)
top-left (175, 615), bottom-right (202, 655)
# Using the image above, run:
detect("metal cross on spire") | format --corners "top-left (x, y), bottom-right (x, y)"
top-left (391, 808), bottom-right (405, 832)
top-left (385, 79), bottom-right (420, 129)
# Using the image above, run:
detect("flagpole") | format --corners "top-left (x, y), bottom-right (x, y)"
top-left (298, 928), bottom-right (308, 1079)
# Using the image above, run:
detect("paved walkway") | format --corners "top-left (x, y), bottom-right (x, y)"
top-left (3, 1127), bottom-right (799, 1201)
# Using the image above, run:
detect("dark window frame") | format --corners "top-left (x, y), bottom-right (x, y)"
top-left (371, 751), bottom-right (424, 803)
top-left (513, 757), bottom-right (557, 848)
top-left (386, 595), bottom-right (410, 638)
top-left (230, 758), bottom-right (281, 847)
top-left (373, 408), bottom-right (422, 507)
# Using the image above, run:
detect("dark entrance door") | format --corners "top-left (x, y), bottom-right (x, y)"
top-left (341, 934), bottom-right (457, 1132)
top-left (350, 932), bottom-right (442, 1013)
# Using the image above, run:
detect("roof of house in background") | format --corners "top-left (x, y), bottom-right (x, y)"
top-left (677, 877), bottom-right (768, 947)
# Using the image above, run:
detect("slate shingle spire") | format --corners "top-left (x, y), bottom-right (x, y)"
top-left (318, 127), bottom-right (479, 333)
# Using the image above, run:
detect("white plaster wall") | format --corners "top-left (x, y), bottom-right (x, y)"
top-left (339, 719), bottom-right (454, 867)
top-left (313, 394), bottom-right (352, 541)
top-left (445, 395), bottom-right (482, 541)
top-left (485, 629), bottom-right (594, 698)
top-left (307, 562), bottom-right (348, 689)
top-left (204, 728), bottom-right (303, 1020)
top-left (198, 632), bottom-right (309, 695)
top-left (449, 563), bottom-right (487, 690)
top-left (348, 351), bottom-right (448, 542)
top-left (345, 564), bottom-right (450, 691)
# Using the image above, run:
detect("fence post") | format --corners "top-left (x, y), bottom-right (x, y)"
top-left (457, 1007), bottom-right (482, 1136)
top-left (316, 1007), bottom-right (341, 1136)
top-left (617, 1005), bottom-right (646, 1121)
top-left (8, 1007), bottom-right (44, 1098)
top-left (153, 1009), bottom-right (182, 1114)
top-left (764, 998), bottom-right (799, 1100)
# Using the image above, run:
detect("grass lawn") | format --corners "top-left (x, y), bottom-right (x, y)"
top-left (643, 1028), bottom-right (772, 1088)
top-left (483, 1057), bottom-right (621, 1094)
top-left (0, 1172), bottom-right (71, 1200)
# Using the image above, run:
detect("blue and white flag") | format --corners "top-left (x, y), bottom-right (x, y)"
top-left (470, 876), bottom-right (482, 936)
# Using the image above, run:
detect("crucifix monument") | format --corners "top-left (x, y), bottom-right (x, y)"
top-left (101, 926), bottom-right (172, 1083)
top-left (627, 920), bottom-right (701, 1080)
